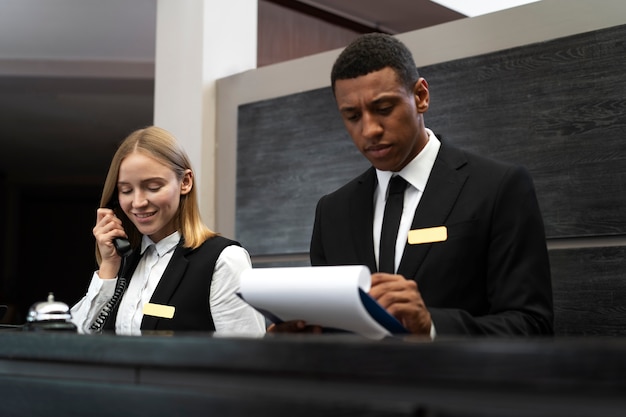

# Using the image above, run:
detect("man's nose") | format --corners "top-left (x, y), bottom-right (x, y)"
top-left (361, 113), bottom-right (383, 138)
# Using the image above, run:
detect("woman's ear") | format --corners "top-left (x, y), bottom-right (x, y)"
top-left (414, 77), bottom-right (430, 113)
top-left (180, 170), bottom-right (193, 195)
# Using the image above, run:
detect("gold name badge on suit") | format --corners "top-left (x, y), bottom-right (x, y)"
top-left (408, 226), bottom-right (447, 245)
top-left (143, 303), bottom-right (175, 319)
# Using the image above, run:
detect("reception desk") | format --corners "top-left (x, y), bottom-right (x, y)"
top-left (0, 330), bottom-right (625, 416)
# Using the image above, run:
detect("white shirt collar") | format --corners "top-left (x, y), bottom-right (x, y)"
top-left (376, 128), bottom-right (441, 196)
top-left (140, 231), bottom-right (180, 257)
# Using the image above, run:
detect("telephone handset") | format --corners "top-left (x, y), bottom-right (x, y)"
top-left (107, 198), bottom-right (132, 258)
top-left (89, 197), bottom-right (132, 333)
top-left (113, 237), bottom-right (132, 258)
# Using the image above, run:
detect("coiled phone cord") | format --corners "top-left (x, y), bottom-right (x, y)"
top-left (89, 258), bottom-right (128, 333)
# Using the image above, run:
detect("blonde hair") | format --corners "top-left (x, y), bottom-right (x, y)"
top-left (96, 126), bottom-right (216, 264)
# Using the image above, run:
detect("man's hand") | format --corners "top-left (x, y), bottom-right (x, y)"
top-left (267, 320), bottom-right (323, 334)
top-left (369, 273), bottom-right (431, 335)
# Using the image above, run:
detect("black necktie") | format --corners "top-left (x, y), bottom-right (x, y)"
top-left (379, 175), bottom-right (407, 273)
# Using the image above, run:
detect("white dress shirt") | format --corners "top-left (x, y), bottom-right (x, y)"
top-left (373, 129), bottom-right (441, 272)
top-left (71, 232), bottom-right (266, 336)
top-left (373, 129), bottom-right (440, 339)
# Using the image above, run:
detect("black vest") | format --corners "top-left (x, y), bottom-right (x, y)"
top-left (103, 235), bottom-right (240, 332)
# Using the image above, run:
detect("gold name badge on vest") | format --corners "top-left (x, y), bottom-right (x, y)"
top-left (408, 226), bottom-right (447, 245)
top-left (143, 303), bottom-right (175, 319)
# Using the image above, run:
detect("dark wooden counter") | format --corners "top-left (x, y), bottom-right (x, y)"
top-left (1, 330), bottom-right (625, 417)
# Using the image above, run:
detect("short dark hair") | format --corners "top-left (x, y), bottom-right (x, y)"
top-left (331, 33), bottom-right (420, 94)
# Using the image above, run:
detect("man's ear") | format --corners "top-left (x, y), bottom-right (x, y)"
top-left (414, 77), bottom-right (430, 113)
top-left (180, 170), bottom-right (193, 195)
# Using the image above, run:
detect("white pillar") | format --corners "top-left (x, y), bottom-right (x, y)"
top-left (153, 0), bottom-right (257, 229)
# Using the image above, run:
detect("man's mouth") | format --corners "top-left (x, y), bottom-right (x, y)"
top-left (366, 143), bottom-right (391, 157)
top-left (366, 141), bottom-right (391, 150)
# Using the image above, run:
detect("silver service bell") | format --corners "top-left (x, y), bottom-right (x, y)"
top-left (24, 292), bottom-right (77, 332)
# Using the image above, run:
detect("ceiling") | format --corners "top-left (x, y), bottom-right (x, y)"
top-left (0, 0), bottom-right (472, 183)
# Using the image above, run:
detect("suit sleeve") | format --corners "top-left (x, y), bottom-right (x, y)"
top-left (310, 196), bottom-right (327, 266)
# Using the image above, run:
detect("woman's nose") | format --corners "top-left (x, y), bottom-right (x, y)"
top-left (132, 192), bottom-right (148, 207)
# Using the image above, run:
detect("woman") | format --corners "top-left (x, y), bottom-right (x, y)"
top-left (71, 126), bottom-right (266, 336)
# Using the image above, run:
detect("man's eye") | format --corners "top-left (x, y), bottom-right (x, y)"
top-left (378, 106), bottom-right (392, 114)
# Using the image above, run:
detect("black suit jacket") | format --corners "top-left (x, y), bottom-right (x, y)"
top-left (310, 142), bottom-right (554, 336)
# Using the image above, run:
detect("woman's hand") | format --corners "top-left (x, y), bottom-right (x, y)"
top-left (93, 207), bottom-right (127, 279)
top-left (369, 273), bottom-right (431, 335)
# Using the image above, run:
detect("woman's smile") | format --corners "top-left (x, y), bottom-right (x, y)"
top-left (133, 211), bottom-right (157, 222)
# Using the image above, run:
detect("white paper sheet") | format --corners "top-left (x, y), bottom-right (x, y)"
top-left (239, 265), bottom-right (405, 339)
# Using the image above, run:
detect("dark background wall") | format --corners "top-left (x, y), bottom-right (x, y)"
top-left (236, 24), bottom-right (626, 335)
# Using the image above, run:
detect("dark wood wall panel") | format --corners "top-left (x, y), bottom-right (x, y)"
top-left (237, 24), bottom-right (626, 257)
top-left (549, 246), bottom-right (626, 336)
top-left (257, 1), bottom-right (359, 67)
top-left (422, 24), bottom-right (626, 239)
top-left (237, 87), bottom-right (369, 256)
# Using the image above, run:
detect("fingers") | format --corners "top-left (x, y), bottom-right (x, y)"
top-left (371, 272), bottom-right (417, 288)
top-left (94, 209), bottom-right (126, 238)
top-left (369, 273), bottom-right (417, 301)
top-left (371, 272), bottom-right (400, 285)
top-left (94, 208), bottom-right (127, 259)
top-left (369, 273), bottom-right (432, 336)
top-left (267, 320), bottom-right (323, 334)
top-left (95, 208), bottom-right (123, 229)
top-left (380, 293), bottom-right (431, 336)
top-left (369, 273), bottom-right (420, 316)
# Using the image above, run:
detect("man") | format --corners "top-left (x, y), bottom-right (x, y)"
top-left (307, 33), bottom-right (553, 337)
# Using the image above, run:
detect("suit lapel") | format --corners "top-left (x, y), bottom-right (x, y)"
top-left (350, 168), bottom-right (378, 273)
top-left (398, 145), bottom-right (468, 279)
top-left (141, 243), bottom-right (190, 330)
